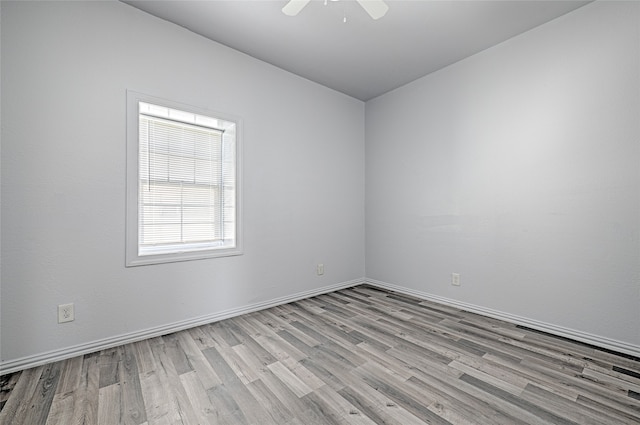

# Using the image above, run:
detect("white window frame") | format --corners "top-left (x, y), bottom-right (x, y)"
top-left (126, 91), bottom-right (242, 266)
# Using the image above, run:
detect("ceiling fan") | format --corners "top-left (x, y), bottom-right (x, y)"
top-left (282, 0), bottom-right (389, 20)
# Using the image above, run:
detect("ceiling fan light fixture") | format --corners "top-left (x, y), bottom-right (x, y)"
top-left (282, 0), bottom-right (388, 20)
top-left (282, 0), bottom-right (311, 17)
top-left (358, 0), bottom-right (389, 20)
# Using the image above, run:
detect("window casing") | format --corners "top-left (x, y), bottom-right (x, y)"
top-left (126, 92), bottom-right (241, 266)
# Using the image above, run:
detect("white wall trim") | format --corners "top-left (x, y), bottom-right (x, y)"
top-left (365, 278), bottom-right (640, 359)
top-left (0, 278), bottom-right (364, 375)
top-left (4, 276), bottom-right (638, 375)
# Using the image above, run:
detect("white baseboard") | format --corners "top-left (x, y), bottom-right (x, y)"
top-left (365, 278), bottom-right (640, 359)
top-left (0, 278), bottom-right (364, 375)
top-left (4, 276), bottom-right (638, 375)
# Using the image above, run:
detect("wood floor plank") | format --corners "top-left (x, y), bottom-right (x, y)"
top-left (97, 383), bottom-right (122, 425)
top-left (458, 318), bottom-right (528, 341)
top-left (206, 383), bottom-right (249, 425)
top-left (610, 365), bottom-right (640, 382)
top-left (217, 344), bottom-right (260, 385)
top-left (298, 391), bottom-right (345, 425)
top-left (520, 355), bottom-right (640, 413)
top-left (131, 339), bottom-right (157, 376)
top-left (150, 340), bottom-right (200, 425)
top-left (521, 383), bottom-right (625, 425)
top-left (44, 389), bottom-right (75, 425)
top-left (351, 363), bottom-right (451, 425)
top-left (98, 347), bottom-right (122, 389)
top-left (254, 366), bottom-right (311, 419)
top-left (598, 351), bottom-right (640, 373)
top-left (245, 377), bottom-right (294, 424)
top-left (178, 370), bottom-right (222, 425)
top-left (279, 355), bottom-right (326, 390)
top-left (251, 329), bottom-right (308, 363)
top-left (576, 393), bottom-right (640, 424)
top-left (221, 379), bottom-right (272, 425)
top-left (139, 370), bottom-right (171, 424)
top-left (448, 359), bottom-right (526, 396)
top-left (175, 330), bottom-right (223, 390)
top-left (70, 351), bottom-right (100, 425)
top-left (0, 366), bottom-right (44, 425)
top-left (161, 334), bottom-right (193, 376)
top-left (298, 305), bottom-right (380, 350)
top-left (3, 285), bottom-right (639, 425)
top-left (46, 356), bottom-right (92, 425)
top-left (140, 341), bottom-right (187, 425)
top-left (55, 355), bottom-right (83, 396)
top-left (582, 366), bottom-right (640, 394)
top-left (338, 382), bottom-right (427, 425)
top-left (297, 356), bottom-right (347, 392)
top-left (120, 344), bottom-right (147, 425)
top-left (186, 326), bottom-right (217, 351)
top-left (0, 371), bottom-right (21, 409)
top-left (230, 343), bottom-right (269, 382)
top-left (202, 346), bottom-right (243, 385)
top-left (267, 361), bottom-right (313, 398)
top-left (307, 384), bottom-right (379, 425)
top-left (270, 307), bottom-right (323, 347)
top-left (459, 373), bottom-right (581, 425)
top-left (482, 352), bottom-right (583, 401)
top-left (356, 343), bottom-right (416, 381)
top-left (404, 375), bottom-right (514, 425)
top-left (405, 368), bottom-right (529, 425)
top-left (424, 399), bottom-right (479, 425)
top-left (216, 321), bottom-right (279, 368)
top-left (19, 362), bottom-right (62, 425)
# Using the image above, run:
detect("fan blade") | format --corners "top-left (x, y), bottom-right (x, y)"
top-left (357, 0), bottom-right (388, 20)
top-left (282, 0), bottom-right (311, 16)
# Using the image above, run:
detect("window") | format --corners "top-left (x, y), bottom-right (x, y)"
top-left (126, 92), bottom-right (241, 266)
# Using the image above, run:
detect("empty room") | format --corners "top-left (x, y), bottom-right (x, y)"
top-left (1, 0), bottom-right (639, 424)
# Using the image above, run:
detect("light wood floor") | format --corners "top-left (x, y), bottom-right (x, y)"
top-left (1, 285), bottom-right (639, 425)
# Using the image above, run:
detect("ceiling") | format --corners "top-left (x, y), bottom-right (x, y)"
top-left (122, 0), bottom-right (590, 101)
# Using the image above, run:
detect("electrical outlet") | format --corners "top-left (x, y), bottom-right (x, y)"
top-left (451, 273), bottom-right (460, 286)
top-left (58, 303), bottom-right (75, 323)
top-left (317, 263), bottom-right (324, 276)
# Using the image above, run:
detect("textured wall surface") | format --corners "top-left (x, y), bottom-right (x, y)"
top-left (1, 1), bottom-right (365, 364)
top-left (366, 1), bottom-right (640, 348)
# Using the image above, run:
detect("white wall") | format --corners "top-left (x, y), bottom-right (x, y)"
top-left (3, 0), bottom-right (639, 370)
top-left (366, 1), bottom-right (640, 351)
top-left (1, 1), bottom-right (365, 367)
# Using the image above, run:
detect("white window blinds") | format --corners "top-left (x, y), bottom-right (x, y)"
top-left (137, 101), bottom-right (236, 256)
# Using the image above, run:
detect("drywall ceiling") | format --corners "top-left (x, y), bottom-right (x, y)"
top-left (122, 0), bottom-right (590, 101)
